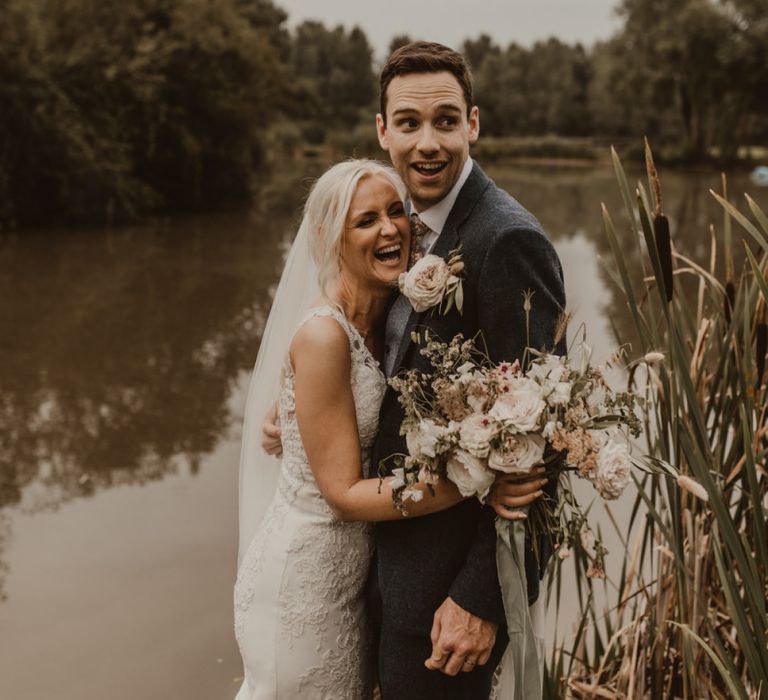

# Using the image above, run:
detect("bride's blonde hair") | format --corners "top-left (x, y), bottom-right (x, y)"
top-left (300, 159), bottom-right (406, 294)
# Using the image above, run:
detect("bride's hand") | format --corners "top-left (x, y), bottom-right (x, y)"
top-left (486, 467), bottom-right (548, 519)
top-left (261, 402), bottom-right (283, 457)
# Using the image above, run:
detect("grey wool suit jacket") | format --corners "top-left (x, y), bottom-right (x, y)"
top-left (371, 161), bottom-right (566, 634)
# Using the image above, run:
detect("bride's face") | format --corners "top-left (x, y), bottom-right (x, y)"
top-left (340, 175), bottom-right (409, 289)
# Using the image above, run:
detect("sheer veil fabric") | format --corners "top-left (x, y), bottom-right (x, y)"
top-left (237, 220), bottom-right (319, 567)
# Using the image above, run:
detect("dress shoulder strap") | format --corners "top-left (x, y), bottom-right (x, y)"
top-left (286, 305), bottom-right (359, 364)
top-left (296, 305), bottom-right (356, 340)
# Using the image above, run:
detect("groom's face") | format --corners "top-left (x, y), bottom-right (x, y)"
top-left (376, 71), bottom-right (479, 212)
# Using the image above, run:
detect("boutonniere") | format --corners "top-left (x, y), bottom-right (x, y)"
top-left (398, 246), bottom-right (465, 315)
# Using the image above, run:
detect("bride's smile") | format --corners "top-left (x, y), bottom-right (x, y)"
top-left (340, 174), bottom-right (410, 289)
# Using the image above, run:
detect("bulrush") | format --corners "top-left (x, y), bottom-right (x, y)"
top-left (724, 280), bottom-right (736, 324)
top-left (756, 312), bottom-right (767, 389)
top-left (645, 139), bottom-right (673, 302)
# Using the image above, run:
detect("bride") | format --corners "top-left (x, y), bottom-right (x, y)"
top-left (233, 160), bottom-right (491, 699)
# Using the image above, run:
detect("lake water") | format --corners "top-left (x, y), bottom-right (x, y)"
top-left (1, 159), bottom-right (765, 699)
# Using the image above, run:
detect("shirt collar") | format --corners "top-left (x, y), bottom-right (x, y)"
top-left (409, 157), bottom-right (473, 234)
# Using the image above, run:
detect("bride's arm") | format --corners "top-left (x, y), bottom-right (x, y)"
top-left (291, 317), bottom-right (477, 522)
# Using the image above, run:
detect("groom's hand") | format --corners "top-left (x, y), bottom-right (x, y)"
top-left (425, 597), bottom-right (497, 676)
top-left (487, 466), bottom-right (548, 519)
top-left (260, 402), bottom-right (283, 457)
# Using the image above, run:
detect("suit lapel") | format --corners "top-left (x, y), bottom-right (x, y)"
top-left (390, 162), bottom-right (490, 374)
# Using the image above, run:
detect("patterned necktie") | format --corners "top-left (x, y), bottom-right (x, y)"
top-left (409, 213), bottom-right (431, 268)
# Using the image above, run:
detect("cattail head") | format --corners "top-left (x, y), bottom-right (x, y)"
top-left (724, 281), bottom-right (736, 325)
top-left (654, 213), bottom-right (673, 302)
top-left (756, 316), bottom-right (767, 390)
top-left (645, 140), bottom-right (673, 302)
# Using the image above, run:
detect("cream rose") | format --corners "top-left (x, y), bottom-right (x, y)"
top-left (592, 439), bottom-right (632, 499)
top-left (458, 414), bottom-right (495, 458)
top-left (489, 378), bottom-right (546, 432)
top-left (488, 433), bottom-right (545, 475)
top-left (446, 449), bottom-right (495, 500)
top-left (527, 354), bottom-right (565, 383)
top-left (399, 254), bottom-right (450, 312)
top-left (405, 419), bottom-right (448, 458)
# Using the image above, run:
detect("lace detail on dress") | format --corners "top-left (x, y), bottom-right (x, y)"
top-left (280, 305), bottom-right (384, 473)
top-left (234, 305), bottom-right (385, 699)
top-left (279, 519), bottom-right (372, 649)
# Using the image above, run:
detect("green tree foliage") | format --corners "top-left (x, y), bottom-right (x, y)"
top-left (596, 0), bottom-right (768, 159)
top-left (287, 22), bottom-right (376, 143)
top-left (388, 34), bottom-right (413, 56)
top-left (1, 0), bottom-right (765, 228)
top-left (470, 36), bottom-right (591, 137)
top-left (0, 0), bottom-right (289, 226)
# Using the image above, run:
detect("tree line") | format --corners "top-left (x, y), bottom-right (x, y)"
top-left (0, 0), bottom-right (765, 228)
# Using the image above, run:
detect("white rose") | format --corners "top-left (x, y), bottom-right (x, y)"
top-left (549, 381), bottom-right (572, 406)
top-left (527, 355), bottom-right (564, 382)
top-left (488, 433), bottom-right (545, 475)
top-left (458, 414), bottom-right (495, 458)
top-left (398, 254), bottom-right (450, 312)
top-left (446, 449), bottom-right (495, 500)
top-left (525, 355), bottom-right (561, 381)
top-left (489, 378), bottom-right (546, 432)
top-left (592, 439), bottom-right (632, 499)
top-left (405, 419), bottom-right (447, 458)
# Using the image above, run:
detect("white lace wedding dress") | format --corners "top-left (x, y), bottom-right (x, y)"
top-left (234, 306), bottom-right (386, 699)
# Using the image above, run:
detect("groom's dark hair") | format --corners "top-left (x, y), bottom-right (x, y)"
top-left (379, 41), bottom-right (474, 123)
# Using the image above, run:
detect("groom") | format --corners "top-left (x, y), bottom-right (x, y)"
top-left (370, 41), bottom-right (566, 698)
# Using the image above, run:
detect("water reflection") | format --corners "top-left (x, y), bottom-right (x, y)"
top-left (0, 199), bottom-right (310, 518)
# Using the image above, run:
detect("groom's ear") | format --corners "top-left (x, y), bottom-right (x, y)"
top-left (468, 106), bottom-right (480, 145)
top-left (376, 114), bottom-right (389, 151)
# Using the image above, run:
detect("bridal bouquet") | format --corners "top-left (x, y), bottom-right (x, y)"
top-left (381, 330), bottom-right (643, 576)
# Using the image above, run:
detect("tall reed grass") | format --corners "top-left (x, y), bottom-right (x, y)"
top-left (545, 143), bottom-right (768, 699)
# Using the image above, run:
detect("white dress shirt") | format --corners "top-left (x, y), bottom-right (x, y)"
top-left (409, 157), bottom-right (473, 255)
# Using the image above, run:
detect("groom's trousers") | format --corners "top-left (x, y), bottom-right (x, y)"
top-left (368, 549), bottom-right (510, 699)
top-left (378, 620), bottom-right (508, 699)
